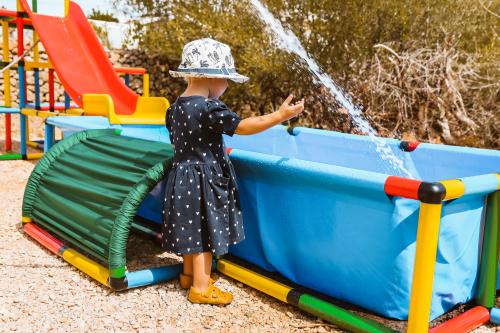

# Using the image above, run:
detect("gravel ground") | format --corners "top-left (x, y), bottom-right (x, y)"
top-left (0, 115), bottom-right (498, 332)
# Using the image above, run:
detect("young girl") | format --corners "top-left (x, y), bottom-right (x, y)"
top-left (163, 38), bottom-right (304, 305)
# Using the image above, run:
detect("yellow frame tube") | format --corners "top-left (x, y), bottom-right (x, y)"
top-left (25, 114), bottom-right (30, 143)
top-left (64, 0), bottom-right (70, 16)
top-left (2, 21), bottom-right (11, 107)
top-left (65, 108), bottom-right (84, 115)
top-left (25, 61), bottom-right (52, 70)
top-left (62, 249), bottom-right (109, 287)
top-left (33, 32), bottom-right (39, 63)
top-left (217, 258), bottom-right (292, 303)
top-left (407, 202), bottom-right (443, 333)
top-left (22, 217), bottom-right (32, 223)
top-left (21, 108), bottom-right (80, 119)
top-left (143, 73), bottom-right (150, 97)
top-left (440, 179), bottom-right (465, 200)
top-left (26, 141), bottom-right (39, 148)
top-left (26, 153), bottom-right (43, 160)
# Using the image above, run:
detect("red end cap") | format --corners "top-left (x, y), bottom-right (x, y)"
top-left (407, 141), bottom-right (420, 152)
top-left (384, 176), bottom-right (422, 200)
top-left (429, 306), bottom-right (489, 333)
top-left (400, 141), bottom-right (421, 152)
top-left (226, 147), bottom-right (233, 155)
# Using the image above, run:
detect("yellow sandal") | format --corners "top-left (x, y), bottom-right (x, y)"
top-left (179, 272), bottom-right (218, 289)
top-left (188, 284), bottom-right (233, 305)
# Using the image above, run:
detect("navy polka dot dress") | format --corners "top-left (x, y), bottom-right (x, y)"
top-left (162, 95), bottom-right (245, 256)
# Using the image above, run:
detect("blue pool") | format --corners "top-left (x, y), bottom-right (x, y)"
top-left (48, 116), bottom-right (500, 320)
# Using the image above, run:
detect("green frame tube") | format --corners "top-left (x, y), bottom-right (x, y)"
top-left (477, 190), bottom-right (499, 307)
top-left (298, 294), bottom-right (398, 333)
top-left (218, 257), bottom-right (398, 333)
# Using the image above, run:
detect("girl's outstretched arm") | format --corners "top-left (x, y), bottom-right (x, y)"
top-left (235, 95), bottom-right (305, 135)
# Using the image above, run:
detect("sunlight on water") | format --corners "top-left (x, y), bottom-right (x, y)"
top-left (249, 0), bottom-right (415, 178)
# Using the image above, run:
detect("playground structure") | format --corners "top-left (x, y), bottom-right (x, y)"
top-left (0, 0), bottom-right (163, 160)
top-left (1, 1), bottom-right (500, 333)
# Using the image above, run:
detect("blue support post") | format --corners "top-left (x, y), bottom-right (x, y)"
top-left (44, 122), bottom-right (54, 152)
top-left (34, 68), bottom-right (41, 109)
top-left (124, 74), bottom-right (130, 87)
top-left (64, 91), bottom-right (71, 110)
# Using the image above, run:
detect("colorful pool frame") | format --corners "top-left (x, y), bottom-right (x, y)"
top-left (0, 0), bottom-right (151, 160)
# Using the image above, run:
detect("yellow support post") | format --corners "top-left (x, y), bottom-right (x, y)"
top-left (64, 0), bottom-right (70, 17)
top-left (25, 115), bottom-right (30, 144)
top-left (2, 22), bottom-right (11, 107)
top-left (33, 33), bottom-right (39, 63)
top-left (407, 202), bottom-right (443, 333)
top-left (16, 0), bottom-right (22, 11)
top-left (143, 73), bottom-right (150, 97)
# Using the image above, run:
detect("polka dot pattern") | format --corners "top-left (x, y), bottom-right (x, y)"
top-left (162, 96), bottom-right (245, 256)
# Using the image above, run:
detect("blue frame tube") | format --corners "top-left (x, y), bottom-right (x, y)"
top-left (44, 122), bottom-right (55, 152)
top-left (64, 91), bottom-right (71, 110)
top-left (34, 68), bottom-right (41, 109)
top-left (18, 64), bottom-right (27, 156)
top-left (125, 264), bottom-right (183, 289)
top-left (124, 74), bottom-right (130, 87)
top-left (491, 308), bottom-right (500, 325)
top-left (0, 107), bottom-right (20, 114)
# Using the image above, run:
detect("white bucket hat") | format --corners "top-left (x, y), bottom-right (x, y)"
top-left (169, 38), bottom-right (249, 83)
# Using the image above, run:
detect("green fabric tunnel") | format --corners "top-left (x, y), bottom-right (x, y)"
top-left (22, 129), bottom-right (173, 274)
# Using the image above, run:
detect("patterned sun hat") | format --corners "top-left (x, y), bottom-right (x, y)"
top-left (169, 38), bottom-right (249, 83)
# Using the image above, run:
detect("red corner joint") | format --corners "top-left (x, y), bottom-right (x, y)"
top-left (384, 176), bottom-right (422, 200)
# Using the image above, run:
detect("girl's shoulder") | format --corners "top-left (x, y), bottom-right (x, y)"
top-left (204, 98), bottom-right (230, 113)
top-left (172, 96), bottom-right (228, 110)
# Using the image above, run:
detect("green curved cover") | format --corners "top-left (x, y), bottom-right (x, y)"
top-left (22, 129), bottom-right (173, 271)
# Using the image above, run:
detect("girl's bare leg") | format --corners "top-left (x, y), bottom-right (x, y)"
top-left (192, 251), bottom-right (212, 291)
top-left (182, 254), bottom-right (193, 276)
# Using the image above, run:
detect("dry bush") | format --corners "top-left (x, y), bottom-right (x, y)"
top-left (354, 38), bottom-right (499, 148)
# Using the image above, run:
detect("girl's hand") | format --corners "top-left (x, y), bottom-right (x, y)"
top-left (278, 95), bottom-right (305, 121)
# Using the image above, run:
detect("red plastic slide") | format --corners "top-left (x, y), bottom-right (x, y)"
top-left (20, 0), bottom-right (138, 115)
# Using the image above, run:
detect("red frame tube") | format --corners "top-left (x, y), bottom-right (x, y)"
top-left (0, 9), bottom-right (18, 17)
top-left (114, 67), bottom-right (146, 75)
top-left (48, 69), bottom-right (55, 111)
top-left (16, 14), bottom-right (24, 56)
top-left (23, 223), bottom-right (64, 255)
top-left (384, 176), bottom-right (422, 200)
top-left (429, 306), bottom-right (490, 333)
top-left (5, 114), bottom-right (12, 151)
top-left (0, 10), bottom-right (33, 26)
